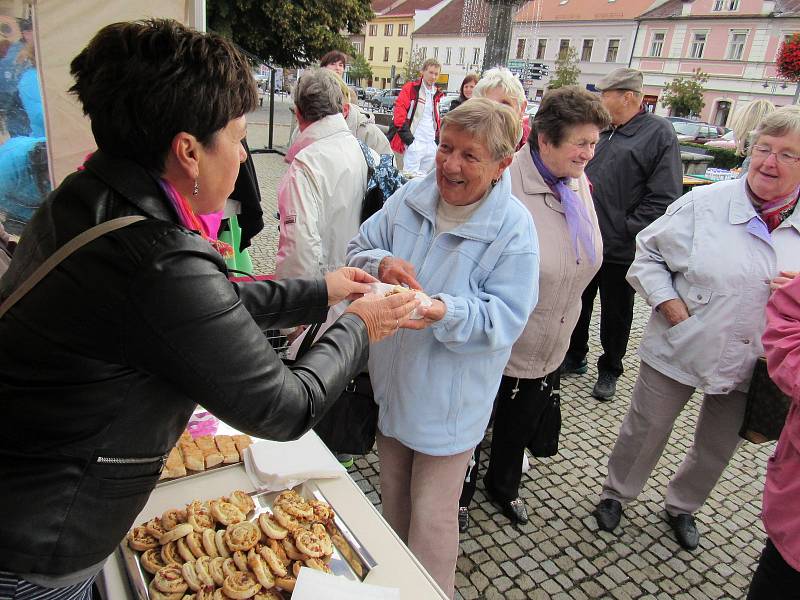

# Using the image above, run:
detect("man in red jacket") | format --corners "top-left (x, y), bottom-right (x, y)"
top-left (388, 58), bottom-right (443, 176)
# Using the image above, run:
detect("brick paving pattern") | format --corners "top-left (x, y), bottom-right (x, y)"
top-left (245, 117), bottom-right (772, 600)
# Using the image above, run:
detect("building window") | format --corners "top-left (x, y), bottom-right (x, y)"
top-left (353, 42), bottom-right (362, 55)
top-left (383, 46), bottom-right (390, 62)
top-left (399, 24), bottom-right (408, 36)
top-left (421, 47), bottom-right (427, 59)
top-left (433, 47), bottom-right (439, 59)
top-left (726, 30), bottom-right (747, 60)
top-left (713, 0), bottom-right (740, 9)
top-left (369, 24), bottom-right (377, 36)
top-left (472, 47), bottom-right (480, 65)
top-left (445, 47), bottom-right (452, 64)
top-left (581, 39), bottom-right (593, 62)
top-left (605, 39), bottom-right (620, 62)
top-left (458, 47), bottom-right (466, 64)
top-left (536, 38), bottom-right (547, 60)
top-left (515, 38), bottom-right (526, 60)
top-left (368, 46), bottom-right (374, 61)
top-left (558, 39), bottom-right (570, 59)
top-left (649, 31), bottom-right (665, 57)
top-left (397, 47), bottom-right (404, 62)
top-left (689, 32), bottom-right (707, 59)
top-left (384, 24), bottom-right (394, 36)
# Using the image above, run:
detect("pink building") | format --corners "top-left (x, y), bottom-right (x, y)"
top-left (631, 0), bottom-right (800, 125)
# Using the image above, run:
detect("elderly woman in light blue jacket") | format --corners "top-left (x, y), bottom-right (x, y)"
top-left (347, 98), bottom-right (539, 599)
top-left (592, 105), bottom-right (800, 552)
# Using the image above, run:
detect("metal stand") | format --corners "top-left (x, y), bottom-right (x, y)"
top-left (252, 67), bottom-right (286, 156)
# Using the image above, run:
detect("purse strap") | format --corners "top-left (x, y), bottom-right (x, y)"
top-left (0, 215), bottom-right (147, 319)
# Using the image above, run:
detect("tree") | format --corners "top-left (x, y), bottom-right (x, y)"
top-left (547, 46), bottom-right (580, 90)
top-left (401, 48), bottom-right (426, 84)
top-left (348, 53), bottom-right (373, 86)
top-left (661, 69), bottom-right (708, 117)
top-left (207, 0), bottom-right (373, 67)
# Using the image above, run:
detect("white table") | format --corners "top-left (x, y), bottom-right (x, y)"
top-left (98, 430), bottom-right (447, 599)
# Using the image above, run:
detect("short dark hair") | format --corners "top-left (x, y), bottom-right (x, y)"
top-left (459, 73), bottom-right (479, 100)
top-left (320, 50), bottom-right (347, 67)
top-left (69, 19), bottom-right (257, 173)
top-left (529, 86), bottom-right (611, 150)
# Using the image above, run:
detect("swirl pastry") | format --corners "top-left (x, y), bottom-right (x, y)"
top-left (180, 562), bottom-right (203, 592)
top-left (194, 556), bottom-right (215, 586)
top-left (226, 490), bottom-right (256, 515)
top-left (194, 585), bottom-right (216, 600)
top-left (304, 557), bottom-right (332, 574)
top-left (254, 592), bottom-right (284, 600)
top-left (208, 556), bottom-right (226, 586)
top-left (266, 539), bottom-right (291, 567)
top-left (176, 538), bottom-right (196, 563)
top-left (308, 499), bottom-right (335, 525)
top-left (160, 541), bottom-right (184, 566)
top-left (232, 550), bottom-right (249, 572)
top-left (186, 531), bottom-right (208, 559)
top-left (148, 581), bottom-right (184, 600)
top-left (274, 490), bottom-right (313, 520)
top-left (140, 548), bottom-right (168, 575)
top-left (210, 500), bottom-right (246, 526)
top-left (153, 566), bottom-right (189, 594)
top-left (258, 513), bottom-right (288, 540)
top-left (294, 528), bottom-right (326, 558)
top-left (145, 516), bottom-right (167, 539)
top-left (247, 552), bottom-right (275, 589)
top-left (271, 504), bottom-right (302, 534)
top-left (223, 571), bottom-right (261, 599)
top-left (162, 507), bottom-right (188, 531)
top-left (127, 526), bottom-right (159, 551)
top-left (222, 557), bottom-right (239, 578)
top-left (281, 536), bottom-right (305, 561)
top-left (224, 521), bottom-right (260, 551)
top-left (258, 545), bottom-right (287, 578)
top-left (274, 574), bottom-right (297, 593)
top-left (186, 500), bottom-right (215, 532)
top-left (181, 595), bottom-right (196, 600)
top-left (214, 529), bottom-right (231, 558)
top-left (159, 523), bottom-right (194, 545)
top-left (201, 528), bottom-right (219, 558)
top-left (212, 590), bottom-right (229, 600)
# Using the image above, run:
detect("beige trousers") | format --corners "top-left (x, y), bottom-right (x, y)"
top-left (601, 361), bottom-right (747, 515)
top-left (376, 432), bottom-right (473, 599)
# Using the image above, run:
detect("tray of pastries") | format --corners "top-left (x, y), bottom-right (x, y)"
top-left (120, 483), bottom-right (375, 599)
top-left (159, 432), bottom-right (253, 484)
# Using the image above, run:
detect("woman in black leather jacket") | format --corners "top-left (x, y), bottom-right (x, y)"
top-left (0, 19), bottom-right (423, 596)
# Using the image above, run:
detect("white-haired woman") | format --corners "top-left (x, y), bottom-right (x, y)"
top-left (472, 67), bottom-right (529, 150)
top-left (347, 98), bottom-right (539, 598)
top-left (593, 105), bottom-right (800, 551)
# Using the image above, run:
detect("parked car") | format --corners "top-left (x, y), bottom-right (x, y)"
top-left (672, 121), bottom-right (725, 144)
top-left (525, 103), bottom-right (540, 118)
top-left (364, 87), bottom-right (378, 99)
top-left (371, 88), bottom-right (402, 111)
top-left (439, 95), bottom-right (461, 115)
top-left (704, 129), bottom-right (736, 151)
top-left (354, 87), bottom-right (366, 100)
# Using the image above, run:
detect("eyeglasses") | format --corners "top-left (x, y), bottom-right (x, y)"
top-left (751, 144), bottom-right (800, 166)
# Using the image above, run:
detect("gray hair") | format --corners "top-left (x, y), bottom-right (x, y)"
top-left (751, 105), bottom-right (800, 152)
top-left (442, 98), bottom-right (519, 161)
top-left (293, 68), bottom-right (344, 123)
top-left (473, 67), bottom-right (526, 113)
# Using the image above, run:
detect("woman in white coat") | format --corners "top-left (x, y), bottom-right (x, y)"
top-left (592, 105), bottom-right (800, 551)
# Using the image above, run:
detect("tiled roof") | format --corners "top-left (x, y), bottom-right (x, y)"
top-left (381, 0), bottom-right (448, 18)
top-left (637, 0), bottom-right (681, 18)
top-left (414, 0), bottom-right (490, 35)
top-left (372, 0), bottom-right (399, 14)
top-left (777, 0), bottom-right (800, 16)
top-left (515, 0), bottom-right (661, 22)
top-left (638, 0), bottom-right (800, 19)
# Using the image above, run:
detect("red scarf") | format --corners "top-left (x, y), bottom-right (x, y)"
top-left (757, 187), bottom-right (800, 233)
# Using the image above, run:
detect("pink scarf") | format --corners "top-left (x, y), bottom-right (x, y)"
top-left (159, 179), bottom-right (233, 258)
top-left (757, 187), bottom-right (800, 233)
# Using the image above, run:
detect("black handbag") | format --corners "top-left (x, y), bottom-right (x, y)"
top-left (739, 356), bottom-right (791, 444)
top-left (291, 322), bottom-right (379, 455)
top-left (526, 372), bottom-right (562, 458)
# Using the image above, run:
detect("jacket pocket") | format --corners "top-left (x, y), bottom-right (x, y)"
top-left (684, 284), bottom-right (713, 313)
top-left (92, 453), bottom-right (166, 498)
top-left (664, 314), bottom-right (701, 343)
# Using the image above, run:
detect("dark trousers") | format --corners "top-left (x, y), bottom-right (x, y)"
top-left (567, 261), bottom-right (635, 377)
top-left (748, 539), bottom-right (800, 600)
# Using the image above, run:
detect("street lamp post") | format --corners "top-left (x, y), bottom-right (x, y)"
top-left (481, 0), bottom-right (524, 73)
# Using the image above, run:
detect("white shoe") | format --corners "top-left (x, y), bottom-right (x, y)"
top-left (521, 453), bottom-right (530, 473)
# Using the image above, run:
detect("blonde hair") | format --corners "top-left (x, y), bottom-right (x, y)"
top-left (751, 105), bottom-right (800, 152)
top-left (332, 72), bottom-right (358, 103)
top-left (421, 58), bottom-right (441, 72)
top-left (473, 67), bottom-right (526, 114)
top-left (730, 99), bottom-right (775, 155)
top-left (442, 98), bottom-right (519, 161)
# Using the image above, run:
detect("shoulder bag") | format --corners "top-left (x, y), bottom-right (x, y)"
top-left (739, 356), bottom-right (791, 444)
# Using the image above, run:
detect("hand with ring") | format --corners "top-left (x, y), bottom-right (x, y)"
top-left (345, 292), bottom-right (424, 342)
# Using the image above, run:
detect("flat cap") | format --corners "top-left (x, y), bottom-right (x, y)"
top-left (596, 68), bottom-right (643, 93)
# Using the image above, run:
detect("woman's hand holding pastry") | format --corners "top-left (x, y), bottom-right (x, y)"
top-left (657, 298), bottom-right (690, 327)
top-left (346, 292), bottom-right (420, 342)
top-left (401, 299), bottom-right (446, 329)
top-left (324, 267), bottom-right (377, 305)
top-left (378, 257), bottom-right (422, 290)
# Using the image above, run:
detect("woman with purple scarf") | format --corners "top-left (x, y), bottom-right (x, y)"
top-left (458, 87), bottom-right (610, 529)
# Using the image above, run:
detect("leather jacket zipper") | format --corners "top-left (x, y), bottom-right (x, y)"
top-left (96, 453), bottom-right (168, 473)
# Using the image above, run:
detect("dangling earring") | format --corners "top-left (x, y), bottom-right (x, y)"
top-left (193, 179), bottom-right (199, 196)
top-left (491, 178), bottom-right (499, 187)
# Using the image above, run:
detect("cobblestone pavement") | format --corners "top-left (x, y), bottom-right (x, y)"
top-left (245, 117), bottom-right (773, 600)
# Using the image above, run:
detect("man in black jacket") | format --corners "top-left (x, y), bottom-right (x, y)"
top-left (561, 68), bottom-right (682, 400)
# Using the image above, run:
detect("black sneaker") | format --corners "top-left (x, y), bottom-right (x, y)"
top-left (560, 355), bottom-right (588, 375)
top-left (592, 498), bottom-right (622, 532)
top-left (592, 371), bottom-right (617, 401)
top-left (458, 507), bottom-right (469, 533)
top-left (668, 513), bottom-right (700, 550)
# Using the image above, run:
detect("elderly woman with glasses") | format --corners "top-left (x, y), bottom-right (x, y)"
top-left (347, 98), bottom-right (539, 598)
top-left (592, 105), bottom-right (800, 552)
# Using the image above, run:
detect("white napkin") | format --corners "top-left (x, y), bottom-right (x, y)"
top-left (243, 431), bottom-right (346, 492)
top-left (366, 282), bottom-right (433, 320)
top-left (293, 568), bottom-right (400, 600)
